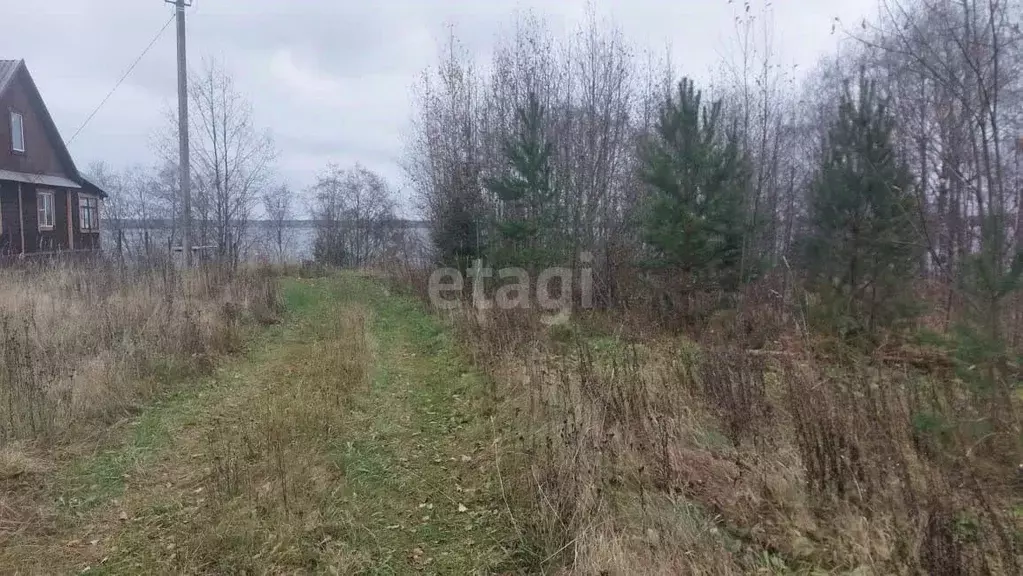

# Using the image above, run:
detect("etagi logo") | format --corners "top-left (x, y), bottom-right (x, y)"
top-left (427, 253), bottom-right (594, 321)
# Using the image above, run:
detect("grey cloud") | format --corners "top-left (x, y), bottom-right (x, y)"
top-left (0, 0), bottom-right (878, 203)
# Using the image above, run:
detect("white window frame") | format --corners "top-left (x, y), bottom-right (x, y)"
top-left (10, 111), bottom-right (24, 153)
top-left (37, 189), bottom-right (54, 230)
top-left (79, 194), bottom-right (100, 233)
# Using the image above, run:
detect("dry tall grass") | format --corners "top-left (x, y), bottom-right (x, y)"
top-left (398, 271), bottom-right (1023, 574)
top-left (0, 260), bottom-right (283, 449)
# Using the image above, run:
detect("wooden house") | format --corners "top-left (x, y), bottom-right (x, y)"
top-left (0, 59), bottom-right (107, 256)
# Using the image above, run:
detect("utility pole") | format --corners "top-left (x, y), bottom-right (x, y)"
top-left (166, 0), bottom-right (192, 265)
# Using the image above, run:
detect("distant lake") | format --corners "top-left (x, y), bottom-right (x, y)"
top-left (102, 221), bottom-right (430, 263)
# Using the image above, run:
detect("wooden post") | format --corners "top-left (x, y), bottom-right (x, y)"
top-left (17, 183), bottom-right (24, 255)
top-left (66, 190), bottom-right (74, 250)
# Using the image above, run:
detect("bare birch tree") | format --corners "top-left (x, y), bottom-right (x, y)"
top-left (404, 32), bottom-right (488, 271)
top-left (311, 163), bottom-right (397, 268)
top-left (261, 183), bottom-right (294, 263)
top-left (850, 0), bottom-right (1023, 339)
top-left (189, 60), bottom-right (277, 265)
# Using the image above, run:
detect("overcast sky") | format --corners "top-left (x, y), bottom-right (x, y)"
top-left (0, 0), bottom-right (877, 215)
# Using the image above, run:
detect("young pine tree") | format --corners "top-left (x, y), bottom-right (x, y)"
top-left (487, 92), bottom-right (561, 270)
top-left (640, 78), bottom-right (749, 292)
top-left (804, 74), bottom-right (920, 336)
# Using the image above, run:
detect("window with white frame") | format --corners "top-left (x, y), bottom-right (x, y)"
top-left (37, 190), bottom-right (54, 230)
top-left (10, 111), bottom-right (24, 152)
top-left (79, 194), bottom-right (99, 232)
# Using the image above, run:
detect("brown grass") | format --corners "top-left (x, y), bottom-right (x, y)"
top-left (0, 259), bottom-right (283, 452)
top-left (409, 271), bottom-right (1023, 574)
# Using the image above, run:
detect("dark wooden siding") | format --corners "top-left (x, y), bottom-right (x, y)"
top-left (19, 184), bottom-right (71, 253)
top-left (0, 181), bottom-right (21, 254)
top-left (0, 68), bottom-right (71, 177)
top-left (23, 183), bottom-right (41, 251)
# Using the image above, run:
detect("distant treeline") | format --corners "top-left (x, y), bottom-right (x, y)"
top-left (107, 219), bottom-right (430, 230)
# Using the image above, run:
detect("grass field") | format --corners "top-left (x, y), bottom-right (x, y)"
top-left (7, 269), bottom-right (1017, 574)
top-left (1, 273), bottom-right (523, 574)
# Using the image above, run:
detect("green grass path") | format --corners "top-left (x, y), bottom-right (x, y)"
top-left (324, 274), bottom-right (521, 574)
top-left (2, 274), bottom-right (523, 575)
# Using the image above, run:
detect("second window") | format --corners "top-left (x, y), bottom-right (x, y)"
top-left (80, 195), bottom-right (99, 232)
top-left (37, 190), bottom-right (54, 230)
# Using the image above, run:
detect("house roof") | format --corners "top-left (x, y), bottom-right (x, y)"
top-left (0, 60), bottom-right (22, 95)
top-left (80, 177), bottom-right (109, 199)
top-left (0, 59), bottom-right (83, 184)
top-left (0, 169), bottom-right (80, 189)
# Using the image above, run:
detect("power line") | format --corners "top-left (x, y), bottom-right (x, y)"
top-left (66, 13), bottom-right (176, 146)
